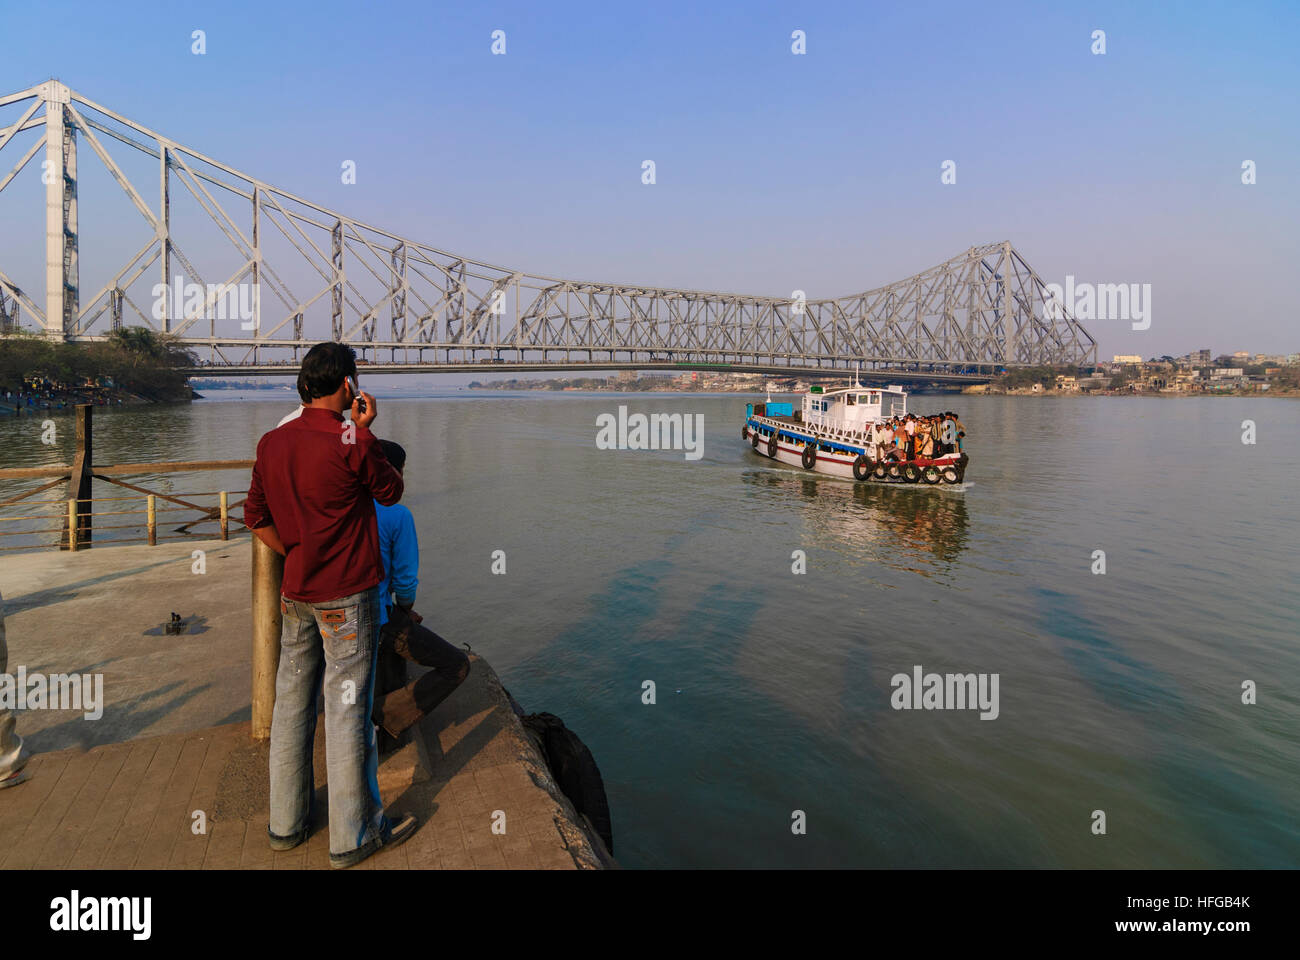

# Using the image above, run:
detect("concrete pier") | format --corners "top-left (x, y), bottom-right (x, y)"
top-left (0, 538), bottom-right (608, 869)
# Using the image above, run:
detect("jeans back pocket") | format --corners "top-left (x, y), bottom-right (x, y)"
top-left (319, 607), bottom-right (360, 660)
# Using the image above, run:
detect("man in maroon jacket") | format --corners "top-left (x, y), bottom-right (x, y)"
top-left (244, 342), bottom-right (418, 868)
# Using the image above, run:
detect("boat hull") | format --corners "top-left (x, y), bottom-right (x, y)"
top-left (743, 416), bottom-right (967, 485)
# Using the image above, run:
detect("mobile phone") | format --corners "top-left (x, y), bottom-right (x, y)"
top-left (348, 377), bottom-right (366, 414)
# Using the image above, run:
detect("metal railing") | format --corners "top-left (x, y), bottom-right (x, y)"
top-left (0, 404), bottom-right (254, 552)
top-left (0, 490), bottom-right (249, 552)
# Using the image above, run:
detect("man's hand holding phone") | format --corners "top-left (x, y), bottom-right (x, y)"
top-left (348, 377), bottom-right (377, 430)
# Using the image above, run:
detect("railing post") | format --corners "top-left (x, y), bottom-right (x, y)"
top-left (250, 537), bottom-right (284, 741)
top-left (219, 491), bottom-right (229, 540)
top-left (146, 494), bottom-right (156, 545)
top-left (60, 403), bottom-right (93, 549)
top-left (67, 498), bottom-right (78, 551)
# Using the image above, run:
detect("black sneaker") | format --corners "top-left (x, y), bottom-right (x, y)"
top-left (329, 814), bottom-right (419, 869)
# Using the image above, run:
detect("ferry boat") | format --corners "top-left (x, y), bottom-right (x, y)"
top-left (742, 382), bottom-right (969, 485)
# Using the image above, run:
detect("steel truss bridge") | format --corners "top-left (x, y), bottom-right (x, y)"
top-left (0, 81), bottom-right (1096, 382)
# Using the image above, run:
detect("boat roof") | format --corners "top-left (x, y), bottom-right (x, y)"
top-left (813, 384), bottom-right (907, 396)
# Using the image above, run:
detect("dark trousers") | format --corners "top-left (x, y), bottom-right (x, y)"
top-left (372, 607), bottom-right (471, 738)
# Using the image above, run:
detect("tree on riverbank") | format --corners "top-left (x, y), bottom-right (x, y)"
top-left (994, 365), bottom-right (1081, 390)
top-left (0, 327), bottom-right (197, 402)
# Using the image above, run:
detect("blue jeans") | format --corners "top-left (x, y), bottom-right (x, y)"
top-left (269, 587), bottom-right (387, 856)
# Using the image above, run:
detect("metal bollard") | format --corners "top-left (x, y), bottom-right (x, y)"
top-left (67, 499), bottom-right (78, 551)
top-left (147, 495), bottom-right (156, 546)
top-left (219, 491), bottom-right (229, 541)
top-left (250, 537), bottom-right (284, 741)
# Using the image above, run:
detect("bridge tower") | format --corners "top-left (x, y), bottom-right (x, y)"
top-left (41, 81), bottom-right (77, 339)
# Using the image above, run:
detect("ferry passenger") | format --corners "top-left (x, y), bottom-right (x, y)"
top-left (949, 412), bottom-right (967, 452)
top-left (874, 421), bottom-right (891, 460)
top-left (887, 421), bottom-right (905, 460)
top-left (915, 421), bottom-right (933, 459)
top-left (871, 421), bottom-right (889, 460)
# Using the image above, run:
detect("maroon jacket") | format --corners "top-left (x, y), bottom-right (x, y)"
top-left (244, 407), bottom-right (403, 603)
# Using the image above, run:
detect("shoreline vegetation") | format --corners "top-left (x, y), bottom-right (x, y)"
top-left (0, 327), bottom-right (198, 414)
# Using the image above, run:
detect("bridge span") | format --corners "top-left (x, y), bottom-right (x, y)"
top-left (1, 81), bottom-right (1096, 374)
top-left (188, 361), bottom-right (997, 385)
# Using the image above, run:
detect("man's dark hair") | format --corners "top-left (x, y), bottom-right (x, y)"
top-left (378, 439), bottom-right (406, 472)
top-left (297, 342), bottom-right (358, 402)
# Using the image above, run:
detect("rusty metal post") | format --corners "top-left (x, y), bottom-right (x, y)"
top-left (146, 495), bottom-right (156, 545)
top-left (66, 499), bottom-right (77, 551)
top-left (251, 536), bottom-right (284, 740)
top-left (219, 491), bottom-right (229, 540)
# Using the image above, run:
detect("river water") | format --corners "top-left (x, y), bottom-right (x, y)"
top-left (4, 390), bottom-right (1298, 868)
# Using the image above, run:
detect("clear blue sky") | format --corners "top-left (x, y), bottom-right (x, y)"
top-left (3, 0), bottom-right (1298, 372)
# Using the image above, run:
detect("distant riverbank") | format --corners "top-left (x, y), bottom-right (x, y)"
top-left (969, 385), bottom-right (1300, 398)
top-left (0, 386), bottom-right (197, 416)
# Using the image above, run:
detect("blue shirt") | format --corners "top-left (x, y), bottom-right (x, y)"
top-left (375, 500), bottom-right (419, 626)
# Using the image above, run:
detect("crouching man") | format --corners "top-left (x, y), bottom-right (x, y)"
top-left (370, 440), bottom-right (470, 748)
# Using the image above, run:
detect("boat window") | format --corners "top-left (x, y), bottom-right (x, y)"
top-left (846, 394), bottom-right (855, 405)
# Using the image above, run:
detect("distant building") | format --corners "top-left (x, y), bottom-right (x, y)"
top-left (1213, 368), bottom-right (1244, 377)
top-left (1112, 355), bottom-right (1143, 364)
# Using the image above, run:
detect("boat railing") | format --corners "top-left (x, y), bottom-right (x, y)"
top-left (755, 412), bottom-right (872, 444)
top-left (807, 416), bottom-right (871, 441)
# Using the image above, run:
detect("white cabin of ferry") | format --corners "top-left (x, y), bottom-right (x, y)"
top-left (801, 384), bottom-right (908, 433)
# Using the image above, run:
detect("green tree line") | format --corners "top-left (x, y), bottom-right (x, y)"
top-left (0, 327), bottom-right (197, 402)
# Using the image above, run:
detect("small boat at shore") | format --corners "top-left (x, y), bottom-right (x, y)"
top-left (742, 382), bottom-right (969, 485)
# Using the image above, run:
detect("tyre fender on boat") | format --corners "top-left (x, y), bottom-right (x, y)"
top-left (767, 433), bottom-right (778, 457)
top-left (801, 442), bottom-right (817, 469)
top-left (752, 430), bottom-right (760, 449)
top-left (902, 463), bottom-right (921, 483)
top-left (853, 454), bottom-right (873, 481)
top-left (741, 424), bottom-right (748, 441)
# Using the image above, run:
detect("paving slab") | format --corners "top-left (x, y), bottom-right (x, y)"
top-left (0, 538), bottom-right (610, 869)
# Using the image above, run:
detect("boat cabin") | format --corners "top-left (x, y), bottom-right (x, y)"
top-left (802, 384), bottom-right (907, 432)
